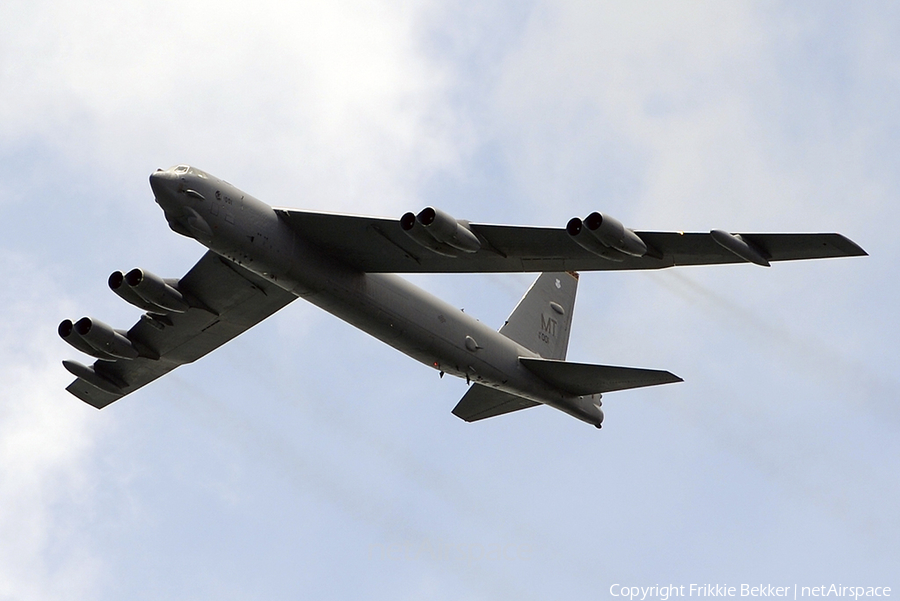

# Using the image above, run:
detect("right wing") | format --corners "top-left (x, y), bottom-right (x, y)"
top-left (63, 251), bottom-right (297, 408)
top-left (274, 208), bottom-right (867, 273)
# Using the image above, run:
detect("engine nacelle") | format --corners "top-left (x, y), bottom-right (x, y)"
top-left (400, 212), bottom-right (460, 257)
top-left (109, 271), bottom-right (166, 313)
top-left (567, 212), bottom-right (647, 258)
top-left (73, 317), bottom-right (139, 360)
top-left (59, 319), bottom-right (119, 360)
top-left (400, 207), bottom-right (481, 254)
top-left (566, 217), bottom-right (624, 262)
top-left (123, 269), bottom-right (189, 313)
top-left (109, 269), bottom-right (188, 313)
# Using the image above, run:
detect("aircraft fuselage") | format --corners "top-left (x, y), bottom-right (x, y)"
top-left (150, 166), bottom-right (605, 426)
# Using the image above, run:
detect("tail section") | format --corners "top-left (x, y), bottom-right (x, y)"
top-left (451, 358), bottom-right (681, 426)
top-left (500, 271), bottom-right (578, 359)
top-left (453, 271), bottom-right (681, 428)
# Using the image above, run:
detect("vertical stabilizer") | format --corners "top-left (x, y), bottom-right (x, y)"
top-left (499, 272), bottom-right (578, 360)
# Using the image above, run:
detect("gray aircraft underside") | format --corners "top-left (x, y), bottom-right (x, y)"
top-left (59, 165), bottom-right (867, 428)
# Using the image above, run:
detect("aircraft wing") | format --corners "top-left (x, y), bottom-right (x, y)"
top-left (64, 251), bottom-right (297, 408)
top-left (274, 208), bottom-right (867, 273)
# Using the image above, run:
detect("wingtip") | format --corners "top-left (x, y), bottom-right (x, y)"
top-left (836, 234), bottom-right (868, 257)
top-left (667, 371), bottom-right (685, 384)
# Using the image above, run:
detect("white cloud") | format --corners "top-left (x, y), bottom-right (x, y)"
top-left (0, 252), bottom-right (106, 600)
top-left (0, 0), bottom-right (466, 214)
top-left (487, 1), bottom-right (900, 238)
top-left (488, 2), bottom-right (763, 216)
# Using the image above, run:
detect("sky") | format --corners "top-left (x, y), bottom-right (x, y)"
top-left (1, 1), bottom-right (898, 599)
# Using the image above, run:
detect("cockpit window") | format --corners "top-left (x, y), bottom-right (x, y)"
top-left (174, 165), bottom-right (190, 174)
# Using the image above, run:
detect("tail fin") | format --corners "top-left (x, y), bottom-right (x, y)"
top-left (500, 272), bottom-right (578, 360)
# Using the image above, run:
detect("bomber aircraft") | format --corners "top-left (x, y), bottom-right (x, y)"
top-left (59, 165), bottom-right (867, 428)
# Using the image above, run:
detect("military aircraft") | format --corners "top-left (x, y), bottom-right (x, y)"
top-left (59, 165), bottom-right (866, 428)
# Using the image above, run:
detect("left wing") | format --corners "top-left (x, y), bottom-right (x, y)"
top-left (62, 251), bottom-right (297, 408)
top-left (274, 208), bottom-right (867, 273)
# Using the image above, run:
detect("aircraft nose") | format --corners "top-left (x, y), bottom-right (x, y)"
top-left (149, 168), bottom-right (175, 198)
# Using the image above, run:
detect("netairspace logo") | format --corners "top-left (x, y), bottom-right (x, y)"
top-left (609, 584), bottom-right (892, 601)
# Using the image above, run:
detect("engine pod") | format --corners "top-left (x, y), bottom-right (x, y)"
top-left (109, 270), bottom-right (171, 313)
top-left (583, 212), bottom-right (647, 257)
top-left (59, 319), bottom-right (120, 360)
top-left (74, 317), bottom-right (139, 360)
top-left (566, 217), bottom-right (625, 262)
top-left (416, 207), bottom-right (481, 253)
top-left (124, 269), bottom-right (189, 313)
top-left (400, 212), bottom-right (461, 257)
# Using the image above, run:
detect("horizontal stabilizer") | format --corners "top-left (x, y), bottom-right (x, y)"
top-left (520, 357), bottom-right (682, 396)
top-left (452, 384), bottom-right (541, 422)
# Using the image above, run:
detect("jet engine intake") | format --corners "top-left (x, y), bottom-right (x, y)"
top-left (584, 212), bottom-right (647, 257)
top-left (400, 212), bottom-right (459, 257)
top-left (400, 207), bottom-right (481, 255)
top-left (59, 318), bottom-right (119, 360)
top-left (566, 217), bottom-right (624, 261)
top-left (122, 269), bottom-right (189, 313)
top-left (72, 317), bottom-right (139, 360)
top-left (110, 270), bottom-right (166, 313)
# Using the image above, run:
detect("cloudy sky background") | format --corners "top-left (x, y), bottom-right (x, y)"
top-left (1, 1), bottom-right (897, 598)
